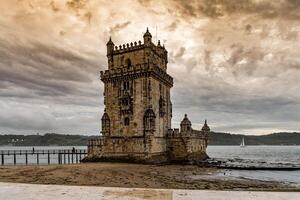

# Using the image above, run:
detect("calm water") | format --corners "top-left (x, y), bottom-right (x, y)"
top-left (207, 145), bottom-right (300, 186)
top-left (0, 145), bottom-right (299, 186)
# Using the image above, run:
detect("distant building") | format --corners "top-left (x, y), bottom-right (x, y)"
top-left (86, 29), bottom-right (210, 163)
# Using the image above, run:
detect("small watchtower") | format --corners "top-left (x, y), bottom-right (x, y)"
top-left (180, 114), bottom-right (192, 132)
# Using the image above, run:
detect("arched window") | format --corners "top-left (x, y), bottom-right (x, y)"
top-left (123, 81), bottom-right (130, 91)
top-left (101, 112), bottom-right (110, 135)
top-left (159, 96), bottom-right (166, 117)
top-left (125, 58), bottom-right (131, 68)
top-left (124, 117), bottom-right (130, 126)
top-left (144, 109), bottom-right (156, 131)
top-left (122, 98), bottom-right (129, 106)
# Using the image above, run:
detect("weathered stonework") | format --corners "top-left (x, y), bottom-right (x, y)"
top-left (85, 29), bottom-right (210, 163)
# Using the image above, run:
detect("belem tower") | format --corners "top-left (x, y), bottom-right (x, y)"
top-left (86, 29), bottom-right (210, 163)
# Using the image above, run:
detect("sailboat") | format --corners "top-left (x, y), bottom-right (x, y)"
top-left (240, 137), bottom-right (246, 148)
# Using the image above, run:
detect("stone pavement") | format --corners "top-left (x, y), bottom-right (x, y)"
top-left (0, 182), bottom-right (299, 200)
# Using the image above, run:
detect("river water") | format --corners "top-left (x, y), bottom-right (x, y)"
top-left (0, 145), bottom-right (299, 186)
top-left (207, 145), bottom-right (300, 186)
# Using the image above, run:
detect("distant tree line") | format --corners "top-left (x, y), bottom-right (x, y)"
top-left (0, 132), bottom-right (299, 146)
top-left (209, 132), bottom-right (300, 145)
top-left (0, 133), bottom-right (97, 146)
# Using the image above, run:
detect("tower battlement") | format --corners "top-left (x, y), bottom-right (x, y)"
top-left (106, 28), bottom-right (168, 71)
top-left (100, 63), bottom-right (173, 87)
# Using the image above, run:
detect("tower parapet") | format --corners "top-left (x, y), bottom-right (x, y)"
top-left (100, 63), bottom-right (173, 87)
top-left (105, 28), bottom-right (168, 71)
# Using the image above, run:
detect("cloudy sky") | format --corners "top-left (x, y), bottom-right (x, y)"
top-left (0, 0), bottom-right (299, 135)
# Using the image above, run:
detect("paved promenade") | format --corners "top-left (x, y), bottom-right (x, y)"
top-left (0, 182), bottom-right (299, 200)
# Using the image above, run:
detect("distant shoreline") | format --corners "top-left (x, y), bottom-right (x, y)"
top-left (0, 132), bottom-right (300, 146)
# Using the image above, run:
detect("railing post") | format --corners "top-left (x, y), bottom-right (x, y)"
top-left (71, 151), bottom-right (74, 164)
top-left (76, 151), bottom-right (78, 163)
top-left (58, 151), bottom-right (60, 164)
top-left (68, 150), bottom-right (70, 164)
top-left (13, 151), bottom-right (16, 165)
top-left (25, 151), bottom-right (28, 165)
top-left (60, 152), bottom-right (62, 164)
top-left (37, 153), bottom-right (39, 165)
top-left (64, 150), bottom-right (66, 164)
top-left (79, 150), bottom-right (82, 161)
top-left (1, 152), bottom-right (4, 165)
top-left (47, 150), bottom-right (50, 165)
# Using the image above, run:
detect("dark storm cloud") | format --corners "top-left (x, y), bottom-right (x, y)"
top-left (0, 0), bottom-right (299, 135)
top-left (50, 1), bottom-right (60, 12)
top-left (172, 77), bottom-right (300, 132)
top-left (109, 21), bottom-right (132, 35)
top-left (66, 0), bottom-right (88, 10)
top-left (165, 21), bottom-right (178, 31)
top-left (168, 0), bottom-right (300, 20)
top-left (0, 39), bottom-right (99, 98)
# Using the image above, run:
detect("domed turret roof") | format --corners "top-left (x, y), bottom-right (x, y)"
top-left (201, 120), bottom-right (210, 132)
top-left (106, 36), bottom-right (114, 45)
top-left (180, 114), bottom-right (191, 126)
top-left (143, 27), bottom-right (152, 38)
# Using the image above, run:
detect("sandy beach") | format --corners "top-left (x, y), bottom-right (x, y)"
top-left (1, 182), bottom-right (300, 200)
top-left (0, 163), bottom-right (298, 191)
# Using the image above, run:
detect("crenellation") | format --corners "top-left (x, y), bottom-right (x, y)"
top-left (112, 41), bottom-right (145, 55)
top-left (100, 63), bottom-right (173, 88)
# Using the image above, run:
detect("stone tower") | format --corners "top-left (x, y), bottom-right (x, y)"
top-left (86, 29), bottom-right (209, 163)
top-left (101, 28), bottom-right (173, 139)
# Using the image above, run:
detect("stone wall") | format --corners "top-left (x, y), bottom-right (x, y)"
top-left (166, 128), bottom-right (208, 162)
top-left (88, 137), bottom-right (145, 157)
top-left (87, 133), bottom-right (208, 163)
top-left (86, 136), bottom-right (169, 163)
top-left (167, 136), bottom-right (208, 162)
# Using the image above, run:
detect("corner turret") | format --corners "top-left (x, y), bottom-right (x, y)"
top-left (201, 120), bottom-right (210, 147)
top-left (106, 37), bottom-right (114, 68)
top-left (106, 36), bottom-right (114, 56)
top-left (180, 114), bottom-right (192, 132)
top-left (143, 27), bottom-right (152, 46)
top-left (201, 120), bottom-right (210, 135)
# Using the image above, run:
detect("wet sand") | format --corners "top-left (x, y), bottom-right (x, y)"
top-left (0, 163), bottom-right (298, 191)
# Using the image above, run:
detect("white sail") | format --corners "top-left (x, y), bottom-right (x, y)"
top-left (240, 137), bottom-right (246, 147)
